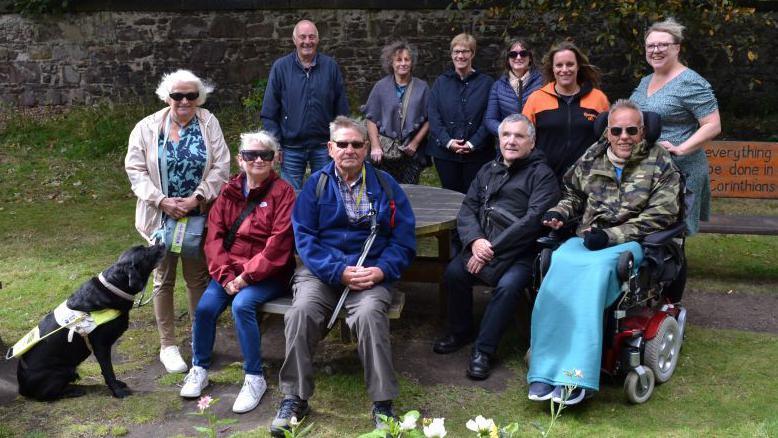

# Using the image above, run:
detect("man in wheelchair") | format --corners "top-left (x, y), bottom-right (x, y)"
top-left (433, 114), bottom-right (560, 380)
top-left (527, 99), bottom-right (682, 405)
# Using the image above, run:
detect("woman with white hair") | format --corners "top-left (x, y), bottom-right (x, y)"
top-left (179, 131), bottom-right (296, 414)
top-left (125, 69), bottom-right (230, 375)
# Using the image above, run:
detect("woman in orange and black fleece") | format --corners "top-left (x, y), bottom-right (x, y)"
top-left (523, 41), bottom-right (609, 179)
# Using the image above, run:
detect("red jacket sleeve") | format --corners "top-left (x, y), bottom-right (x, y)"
top-left (240, 185), bottom-right (296, 284)
top-left (204, 190), bottom-right (239, 287)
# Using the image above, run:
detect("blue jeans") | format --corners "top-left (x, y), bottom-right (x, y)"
top-left (444, 256), bottom-right (532, 354)
top-left (192, 278), bottom-right (285, 375)
top-left (281, 145), bottom-right (331, 190)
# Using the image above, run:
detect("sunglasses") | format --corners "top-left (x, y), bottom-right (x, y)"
top-left (508, 50), bottom-right (530, 59)
top-left (333, 141), bottom-right (366, 149)
top-left (608, 126), bottom-right (641, 136)
top-left (169, 92), bottom-right (200, 101)
top-left (240, 149), bottom-right (275, 162)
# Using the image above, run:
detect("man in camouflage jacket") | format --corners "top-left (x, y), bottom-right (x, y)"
top-left (542, 99), bottom-right (681, 249)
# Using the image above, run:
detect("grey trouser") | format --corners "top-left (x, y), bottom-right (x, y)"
top-left (153, 251), bottom-right (209, 348)
top-left (278, 267), bottom-right (399, 402)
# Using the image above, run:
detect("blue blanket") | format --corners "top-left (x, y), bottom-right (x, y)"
top-left (528, 238), bottom-right (643, 391)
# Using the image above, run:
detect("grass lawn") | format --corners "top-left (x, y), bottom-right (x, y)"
top-left (1, 105), bottom-right (777, 437)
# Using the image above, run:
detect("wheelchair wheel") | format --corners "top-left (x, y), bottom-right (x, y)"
top-left (644, 316), bottom-right (682, 383)
top-left (539, 248), bottom-right (553, 277)
top-left (624, 367), bottom-right (655, 404)
top-left (617, 251), bottom-right (634, 282)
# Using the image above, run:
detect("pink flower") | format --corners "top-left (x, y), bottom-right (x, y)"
top-left (197, 395), bottom-right (214, 412)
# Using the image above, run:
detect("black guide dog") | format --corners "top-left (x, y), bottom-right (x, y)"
top-left (16, 244), bottom-right (166, 400)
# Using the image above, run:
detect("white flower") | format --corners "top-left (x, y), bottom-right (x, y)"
top-left (574, 369), bottom-right (584, 378)
top-left (466, 415), bottom-right (495, 432)
top-left (399, 413), bottom-right (417, 431)
top-left (423, 418), bottom-right (446, 437)
top-left (290, 416), bottom-right (300, 427)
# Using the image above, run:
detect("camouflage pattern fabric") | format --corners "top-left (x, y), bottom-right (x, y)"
top-left (550, 138), bottom-right (681, 245)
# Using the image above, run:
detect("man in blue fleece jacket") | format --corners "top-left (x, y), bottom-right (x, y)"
top-left (271, 116), bottom-right (416, 436)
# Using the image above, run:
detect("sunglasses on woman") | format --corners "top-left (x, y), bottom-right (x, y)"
top-left (508, 50), bottom-right (530, 59)
top-left (608, 126), bottom-right (640, 136)
top-left (240, 149), bottom-right (275, 162)
top-left (169, 92), bottom-right (200, 101)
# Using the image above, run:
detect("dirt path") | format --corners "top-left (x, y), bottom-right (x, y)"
top-left (2, 283), bottom-right (777, 436)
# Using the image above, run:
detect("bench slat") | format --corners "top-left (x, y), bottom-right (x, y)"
top-left (700, 214), bottom-right (778, 235)
top-left (260, 290), bottom-right (405, 320)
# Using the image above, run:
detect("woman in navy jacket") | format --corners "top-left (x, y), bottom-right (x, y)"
top-left (427, 33), bottom-right (495, 194)
top-left (484, 38), bottom-right (544, 137)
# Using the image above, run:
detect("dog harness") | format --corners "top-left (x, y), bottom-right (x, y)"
top-left (5, 272), bottom-right (131, 360)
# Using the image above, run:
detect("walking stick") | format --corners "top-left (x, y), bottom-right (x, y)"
top-left (327, 210), bottom-right (379, 330)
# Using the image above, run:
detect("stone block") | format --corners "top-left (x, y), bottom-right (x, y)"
top-left (192, 41), bottom-right (226, 64)
top-left (209, 15), bottom-right (246, 38)
top-left (170, 16), bottom-right (208, 38)
top-left (62, 65), bottom-right (80, 85)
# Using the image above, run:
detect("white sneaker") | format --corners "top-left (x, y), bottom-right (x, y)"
top-left (180, 366), bottom-right (209, 398)
top-left (160, 346), bottom-right (188, 373)
top-left (232, 374), bottom-right (267, 414)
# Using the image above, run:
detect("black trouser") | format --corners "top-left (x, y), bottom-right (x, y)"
top-left (444, 256), bottom-right (532, 355)
top-left (434, 157), bottom-right (490, 194)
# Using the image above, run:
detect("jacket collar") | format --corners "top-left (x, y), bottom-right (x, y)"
top-left (539, 80), bottom-right (594, 98)
top-left (223, 170), bottom-right (279, 201)
top-left (444, 68), bottom-right (480, 82)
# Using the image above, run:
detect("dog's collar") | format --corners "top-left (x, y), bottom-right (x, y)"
top-left (97, 273), bottom-right (135, 301)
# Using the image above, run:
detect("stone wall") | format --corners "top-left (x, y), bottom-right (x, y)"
top-left (1, 5), bottom-right (776, 113)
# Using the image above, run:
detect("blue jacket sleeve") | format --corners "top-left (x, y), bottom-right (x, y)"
top-left (374, 177), bottom-right (417, 282)
top-left (260, 63), bottom-right (282, 140)
top-left (292, 178), bottom-right (348, 286)
top-left (484, 81), bottom-right (501, 137)
top-left (333, 64), bottom-right (350, 117)
top-left (427, 77), bottom-right (451, 150)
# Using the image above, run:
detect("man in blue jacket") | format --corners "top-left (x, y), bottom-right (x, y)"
top-left (260, 19), bottom-right (350, 190)
top-left (270, 117), bottom-right (416, 436)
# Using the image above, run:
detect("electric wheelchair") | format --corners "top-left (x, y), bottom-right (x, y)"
top-left (533, 110), bottom-right (689, 404)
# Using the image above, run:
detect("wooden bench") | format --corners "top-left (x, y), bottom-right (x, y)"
top-left (701, 140), bottom-right (778, 235)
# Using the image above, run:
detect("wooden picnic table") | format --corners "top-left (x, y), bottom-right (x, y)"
top-left (401, 184), bottom-right (465, 296)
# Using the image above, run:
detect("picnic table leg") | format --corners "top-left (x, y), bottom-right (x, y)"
top-left (437, 229), bottom-right (451, 318)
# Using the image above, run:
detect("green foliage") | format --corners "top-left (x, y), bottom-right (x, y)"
top-left (242, 78), bottom-right (268, 116)
top-left (12, 0), bottom-right (68, 15)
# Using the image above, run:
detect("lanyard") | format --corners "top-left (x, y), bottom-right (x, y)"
top-left (354, 165), bottom-right (366, 208)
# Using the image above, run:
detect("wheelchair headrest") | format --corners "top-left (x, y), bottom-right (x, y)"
top-left (593, 110), bottom-right (662, 145)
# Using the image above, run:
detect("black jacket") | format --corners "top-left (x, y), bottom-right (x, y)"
top-left (457, 148), bottom-right (560, 285)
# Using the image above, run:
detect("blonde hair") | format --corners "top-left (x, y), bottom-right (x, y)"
top-left (450, 33), bottom-right (477, 54)
top-left (645, 17), bottom-right (685, 44)
top-left (155, 69), bottom-right (213, 106)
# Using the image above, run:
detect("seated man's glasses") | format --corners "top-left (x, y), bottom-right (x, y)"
top-left (240, 149), bottom-right (275, 162)
top-left (169, 92), bottom-right (200, 101)
top-left (334, 141), bottom-right (366, 149)
top-left (608, 126), bottom-right (641, 136)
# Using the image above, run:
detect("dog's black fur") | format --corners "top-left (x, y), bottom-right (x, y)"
top-left (17, 244), bottom-right (166, 401)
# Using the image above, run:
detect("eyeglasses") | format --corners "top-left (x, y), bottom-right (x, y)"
top-left (240, 149), bottom-right (275, 162)
top-left (508, 50), bottom-right (530, 59)
top-left (333, 141), bottom-right (366, 149)
top-left (645, 42), bottom-right (679, 52)
top-left (608, 126), bottom-right (641, 136)
top-left (169, 92), bottom-right (200, 101)
top-left (452, 49), bottom-right (472, 56)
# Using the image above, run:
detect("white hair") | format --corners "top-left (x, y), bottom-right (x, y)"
top-left (240, 130), bottom-right (279, 152)
top-left (155, 69), bottom-right (213, 106)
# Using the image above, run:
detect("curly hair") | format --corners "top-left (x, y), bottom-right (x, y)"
top-left (154, 69), bottom-right (213, 106)
top-left (381, 41), bottom-right (419, 75)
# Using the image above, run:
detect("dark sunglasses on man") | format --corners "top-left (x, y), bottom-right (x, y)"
top-left (508, 50), bottom-right (530, 59)
top-left (334, 141), bottom-right (366, 150)
top-left (169, 92), bottom-right (200, 101)
top-left (608, 126), bottom-right (641, 136)
top-left (240, 149), bottom-right (275, 162)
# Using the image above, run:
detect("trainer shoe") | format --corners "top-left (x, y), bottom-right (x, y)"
top-left (270, 396), bottom-right (310, 437)
top-left (372, 400), bottom-right (396, 430)
top-left (179, 366), bottom-right (208, 398)
top-left (232, 374), bottom-right (267, 414)
top-left (528, 382), bottom-right (555, 401)
top-left (160, 346), bottom-right (188, 373)
top-left (552, 386), bottom-right (590, 406)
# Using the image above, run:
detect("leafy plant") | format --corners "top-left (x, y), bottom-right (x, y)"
top-left (188, 396), bottom-right (238, 438)
top-left (281, 416), bottom-right (316, 438)
top-left (12, 0), bottom-right (68, 15)
top-left (242, 79), bottom-right (268, 115)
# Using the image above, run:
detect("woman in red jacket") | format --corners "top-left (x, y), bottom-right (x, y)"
top-left (179, 131), bottom-right (296, 414)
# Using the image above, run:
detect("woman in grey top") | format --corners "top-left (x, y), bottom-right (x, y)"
top-left (364, 41), bottom-right (430, 184)
top-left (631, 18), bottom-right (721, 234)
